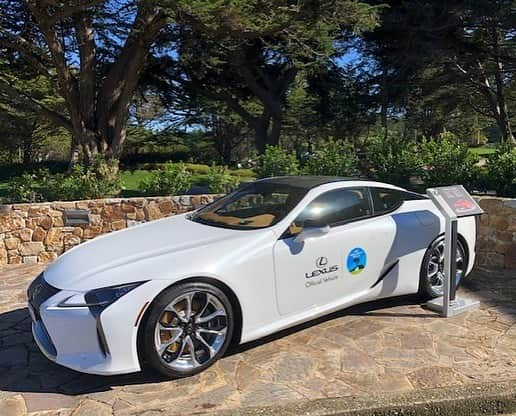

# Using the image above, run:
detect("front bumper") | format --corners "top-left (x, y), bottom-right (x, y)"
top-left (28, 274), bottom-right (165, 375)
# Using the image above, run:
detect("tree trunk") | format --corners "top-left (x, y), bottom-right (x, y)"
top-left (490, 23), bottom-right (516, 145)
top-left (380, 62), bottom-right (389, 140)
top-left (254, 117), bottom-right (270, 154)
top-left (269, 114), bottom-right (282, 147)
top-left (68, 140), bottom-right (81, 170)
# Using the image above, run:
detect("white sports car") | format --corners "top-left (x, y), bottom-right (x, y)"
top-left (27, 176), bottom-right (476, 378)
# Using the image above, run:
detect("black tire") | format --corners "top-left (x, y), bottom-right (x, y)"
top-left (140, 281), bottom-right (234, 378)
top-left (418, 235), bottom-right (468, 300)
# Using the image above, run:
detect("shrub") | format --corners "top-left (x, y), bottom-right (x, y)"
top-left (7, 171), bottom-right (48, 203)
top-left (303, 139), bottom-right (358, 177)
top-left (231, 168), bottom-right (256, 179)
top-left (205, 164), bottom-right (241, 193)
top-left (485, 144), bottom-right (516, 197)
top-left (7, 159), bottom-right (121, 203)
top-left (56, 159), bottom-right (121, 200)
top-left (255, 145), bottom-right (299, 178)
top-left (138, 162), bottom-right (193, 196)
top-left (365, 137), bottom-right (421, 188)
top-left (420, 132), bottom-right (479, 188)
top-left (184, 163), bottom-right (211, 175)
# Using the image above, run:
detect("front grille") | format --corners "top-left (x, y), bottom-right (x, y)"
top-left (27, 273), bottom-right (60, 321)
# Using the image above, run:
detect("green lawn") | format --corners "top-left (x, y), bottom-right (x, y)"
top-left (469, 146), bottom-right (496, 156)
top-left (119, 167), bottom-right (256, 197)
top-left (119, 170), bottom-right (153, 197)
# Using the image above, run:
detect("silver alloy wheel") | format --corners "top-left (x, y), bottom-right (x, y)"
top-left (154, 291), bottom-right (228, 371)
top-left (426, 238), bottom-right (465, 296)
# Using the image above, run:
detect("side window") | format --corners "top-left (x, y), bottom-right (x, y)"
top-left (370, 188), bottom-right (404, 214)
top-left (295, 188), bottom-right (372, 228)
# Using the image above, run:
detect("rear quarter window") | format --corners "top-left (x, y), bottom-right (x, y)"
top-left (370, 187), bottom-right (427, 215)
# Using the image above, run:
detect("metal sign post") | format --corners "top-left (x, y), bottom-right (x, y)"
top-left (426, 185), bottom-right (483, 317)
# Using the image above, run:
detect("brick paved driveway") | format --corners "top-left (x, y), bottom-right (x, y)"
top-left (0, 264), bottom-right (515, 415)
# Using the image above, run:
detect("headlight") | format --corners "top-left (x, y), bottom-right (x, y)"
top-left (58, 282), bottom-right (146, 313)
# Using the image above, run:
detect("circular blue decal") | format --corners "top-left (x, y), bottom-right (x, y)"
top-left (347, 247), bottom-right (367, 275)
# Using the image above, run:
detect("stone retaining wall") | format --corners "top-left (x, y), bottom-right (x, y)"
top-left (475, 197), bottom-right (516, 269)
top-left (0, 195), bottom-right (219, 265)
top-left (0, 195), bottom-right (514, 268)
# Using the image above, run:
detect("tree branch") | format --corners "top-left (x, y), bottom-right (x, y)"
top-left (0, 78), bottom-right (72, 130)
top-left (0, 33), bottom-right (52, 77)
top-left (74, 13), bottom-right (96, 129)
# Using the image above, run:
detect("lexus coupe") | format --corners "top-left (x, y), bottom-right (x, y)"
top-left (28, 176), bottom-right (476, 378)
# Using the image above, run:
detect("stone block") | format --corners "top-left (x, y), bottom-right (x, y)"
top-left (144, 203), bottom-right (162, 221)
top-left (158, 200), bottom-right (174, 215)
top-left (503, 199), bottom-right (516, 209)
top-left (489, 215), bottom-right (509, 230)
top-left (76, 200), bottom-right (90, 209)
top-left (45, 229), bottom-right (63, 249)
top-left (4, 237), bottom-right (20, 250)
top-left (478, 197), bottom-right (503, 212)
top-left (8, 255), bottom-right (22, 264)
top-left (505, 243), bottom-right (516, 269)
top-left (18, 228), bottom-right (33, 242)
top-left (477, 252), bottom-right (505, 268)
top-left (64, 234), bottom-right (81, 248)
top-left (135, 209), bottom-right (145, 221)
top-left (51, 201), bottom-right (75, 209)
top-left (0, 248), bottom-right (7, 265)
top-left (23, 256), bottom-right (38, 264)
top-left (38, 251), bottom-right (58, 263)
top-left (28, 206), bottom-right (50, 216)
top-left (32, 227), bottom-right (46, 242)
top-left (495, 230), bottom-right (514, 243)
top-left (83, 226), bottom-right (102, 239)
top-left (38, 215), bottom-right (53, 230)
top-left (102, 205), bottom-right (124, 220)
top-left (121, 203), bottom-right (136, 213)
top-left (90, 214), bottom-right (102, 226)
top-left (0, 215), bottom-right (24, 233)
top-left (20, 242), bottom-right (44, 256)
top-left (111, 220), bottom-right (126, 231)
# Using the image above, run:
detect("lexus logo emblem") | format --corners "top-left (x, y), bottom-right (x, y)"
top-left (316, 257), bottom-right (328, 268)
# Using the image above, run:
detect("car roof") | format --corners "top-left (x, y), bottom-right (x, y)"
top-left (254, 176), bottom-right (359, 190)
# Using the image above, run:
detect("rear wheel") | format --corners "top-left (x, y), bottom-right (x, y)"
top-left (419, 236), bottom-right (467, 299)
top-left (141, 282), bottom-right (234, 378)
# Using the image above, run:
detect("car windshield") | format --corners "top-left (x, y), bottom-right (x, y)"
top-left (190, 182), bottom-right (308, 230)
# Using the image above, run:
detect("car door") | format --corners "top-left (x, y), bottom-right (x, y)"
top-left (273, 186), bottom-right (396, 316)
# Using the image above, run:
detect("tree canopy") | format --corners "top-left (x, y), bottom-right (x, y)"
top-left (0, 0), bottom-right (515, 169)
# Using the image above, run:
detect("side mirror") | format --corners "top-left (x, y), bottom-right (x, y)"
top-left (293, 219), bottom-right (330, 243)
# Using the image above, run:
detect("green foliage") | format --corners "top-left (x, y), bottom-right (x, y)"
top-left (366, 137), bottom-right (421, 187)
top-left (184, 163), bottom-right (211, 175)
top-left (420, 132), bottom-right (479, 188)
top-left (255, 146), bottom-right (300, 178)
top-left (6, 159), bottom-right (121, 203)
top-left (303, 140), bottom-right (358, 177)
top-left (138, 163), bottom-right (193, 196)
top-left (485, 145), bottom-right (516, 197)
top-left (6, 171), bottom-right (45, 203)
top-left (205, 164), bottom-right (241, 193)
top-left (231, 169), bottom-right (255, 178)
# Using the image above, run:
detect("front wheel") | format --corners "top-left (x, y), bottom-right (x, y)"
top-left (419, 236), bottom-right (467, 300)
top-left (140, 282), bottom-right (234, 378)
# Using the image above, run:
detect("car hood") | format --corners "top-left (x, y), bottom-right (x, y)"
top-left (44, 214), bottom-right (249, 289)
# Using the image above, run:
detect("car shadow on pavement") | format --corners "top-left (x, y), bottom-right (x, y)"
top-left (1, 266), bottom-right (513, 396)
top-left (0, 295), bottom-right (434, 396)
